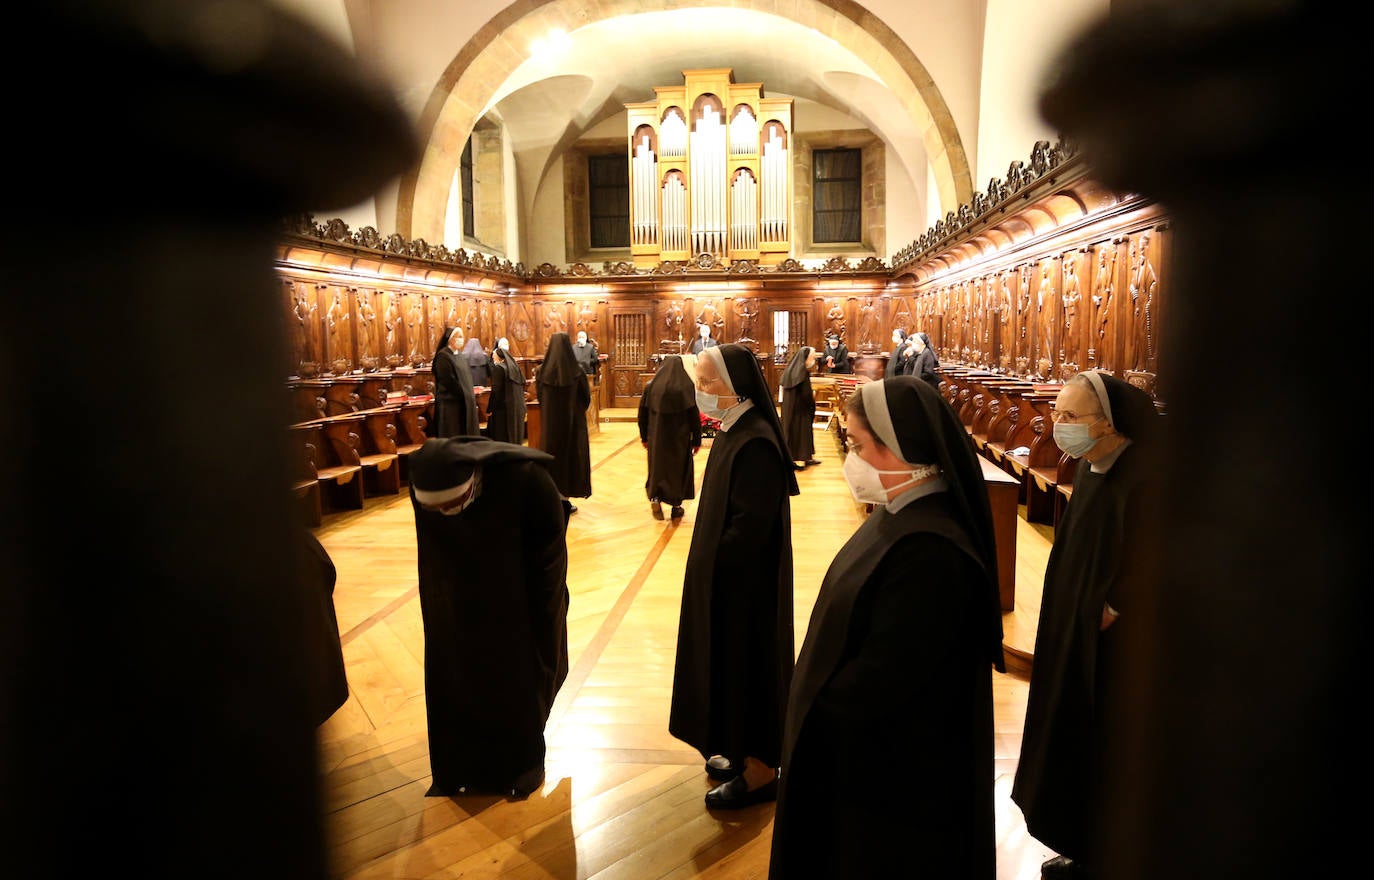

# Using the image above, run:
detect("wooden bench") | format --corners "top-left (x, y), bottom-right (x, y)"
top-left (287, 378), bottom-right (329, 424)
top-left (323, 375), bottom-right (362, 417)
top-left (979, 455), bottom-right (1021, 611)
top-left (1028, 446), bottom-right (1073, 526)
top-left (291, 420), bottom-right (365, 513)
top-left (390, 395), bottom-right (430, 479)
top-left (355, 408), bottom-right (402, 495)
top-left (287, 423), bottom-right (323, 527)
top-left (974, 379), bottom-right (1034, 455)
top-left (983, 382), bottom-right (1035, 468)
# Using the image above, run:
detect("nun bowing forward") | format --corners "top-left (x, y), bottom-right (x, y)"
top-left (669, 344), bottom-right (799, 810)
top-left (769, 376), bottom-right (1004, 879)
top-left (637, 354), bottom-right (701, 520)
top-left (535, 332), bottom-right (592, 511)
top-left (408, 437), bottom-right (570, 800)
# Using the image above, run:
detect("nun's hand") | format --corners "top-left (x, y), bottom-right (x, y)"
top-left (692, 446), bottom-right (700, 455)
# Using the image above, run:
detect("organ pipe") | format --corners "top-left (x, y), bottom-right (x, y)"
top-left (626, 70), bottom-right (790, 264)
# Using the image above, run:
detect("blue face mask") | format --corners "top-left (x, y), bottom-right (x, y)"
top-left (696, 389), bottom-right (725, 419)
top-left (1053, 421), bottom-right (1099, 458)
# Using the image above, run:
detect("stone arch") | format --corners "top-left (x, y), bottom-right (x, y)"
top-left (395, 0), bottom-right (972, 243)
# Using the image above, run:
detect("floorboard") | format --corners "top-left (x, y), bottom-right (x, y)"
top-left (315, 417), bottom-right (1057, 879)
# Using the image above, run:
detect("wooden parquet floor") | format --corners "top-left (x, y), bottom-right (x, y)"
top-left (315, 418), bottom-right (1058, 879)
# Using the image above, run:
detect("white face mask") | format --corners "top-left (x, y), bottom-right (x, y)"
top-left (577, 335), bottom-right (587, 346)
top-left (892, 333), bottom-right (903, 345)
top-left (1053, 421), bottom-right (1100, 458)
top-left (842, 453), bottom-right (935, 505)
top-left (695, 390), bottom-right (725, 419)
top-left (699, 325), bottom-right (710, 339)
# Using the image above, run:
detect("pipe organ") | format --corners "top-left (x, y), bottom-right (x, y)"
top-left (626, 68), bottom-right (793, 267)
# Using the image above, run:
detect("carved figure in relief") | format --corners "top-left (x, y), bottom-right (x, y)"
top-left (662, 301), bottom-right (685, 351)
top-left (859, 300), bottom-right (880, 352)
top-left (696, 299), bottom-right (725, 338)
top-left (827, 302), bottom-right (846, 341)
top-left (999, 274), bottom-right (1014, 369)
top-left (291, 284), bottom-right (317, 368)
top-left (577, 300), bottom-right (598, 337)
top-left (1125, 232), bottom-right (1157, 371)
top-left (544, 305), bottom-right (567, 337)
top-left (734, 298), bottom-right (760, 347)
top-left (1036, 261), bottom-right (1056, 376)
top-left (972, 283), bottom-right (987, 363)
top-left (1062, 256), bottom-right (1083, 367)
top-left (407, 295), bottom-right (426, 364)
top-left (383, 292), bottom-right (403, 357)
top-left (356, 294), bottom-right (376, 365)
top-left (326, 289), bottom-right (351, 371)
top-left (1092, 245), bottom-right (1118, 369)
top-left (1018, 265), bottom-right (1034, 343)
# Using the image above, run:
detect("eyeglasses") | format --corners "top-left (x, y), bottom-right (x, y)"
top-left (1049, 409), bottom-right (1103, 423)
top-left (697, 375), bottom-right (723, 388)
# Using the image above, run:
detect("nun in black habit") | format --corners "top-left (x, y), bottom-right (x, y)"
top-left (637, 354), bottom-right (701, 520)
top-left (296, 529), bottom-right (349, 727)
top-left (669, 343), bottom-right (799, 809)
top-left (769, 376), bottom-right (1004, 879)
top-left (535, 332), bottom-right (592, 509)
top-left (461, 336), bottom-right (490, 387)
top-left (408, 436), bottom-right (570, 799)
top-left (885, 328), bottom-right (910, 378)
top-left (911, 331), bottom-right (940, 388)
top-left (778, 345), bottom-right (820, 468)
top-left (1011, 370), bottom-right (1162, 879)
top-left (485, 342), bottom-right (527, 444)
top-left (431, 326), bottom-right (479, 437)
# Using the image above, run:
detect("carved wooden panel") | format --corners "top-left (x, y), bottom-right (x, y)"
top-left (1124, 228), bottom-right (1161, 374)
top-left (856, 296), bottom-right (882, 353)
top-left (284, 278), bottom-right (324, 378)
top-left (1015, 264), bottom-right (1034, 375)
top-left (1060, 248), bottom-right (1089, 377)
top-left (507, 301), bottom-right (535, 360)
top-left (403, 291), bottom-right (429, 367)
top-left (322, 284), bottom-right (354, 374)
top-left (355, 288), bottom-right (381, 371)
top-left (490, 300), bottom-right (507, 349)
top-left (1087, 240), bottom-right (1120, 372)
top-left (734, 297), bottom-right (763, 351)
top-left (691, 297), bottom-right (727, 342)
top-left (659, 299), bottom-right (687, 352)
top-left (823, 298), bottom-right (848, 343)
top-left (994, 270), bottom-right (1014, 371)
top-left (1033, 258), bottom-right (1060, 380)
top-left (379, 290), bottom-right (406, 369)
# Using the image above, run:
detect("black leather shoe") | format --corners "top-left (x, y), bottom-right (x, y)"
top-left (1041, 855), bottom-right (1091, 879)
top-left (567, 503), bottom-right (578, 514)
top-left (704, 772), bottom-right (778, 809)
top-left (650, 500), bottom-right (664, 520)
top-left (670, 506), bottom-right (685, 519)
top-left (805, 458), bottom-right (822, 466)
